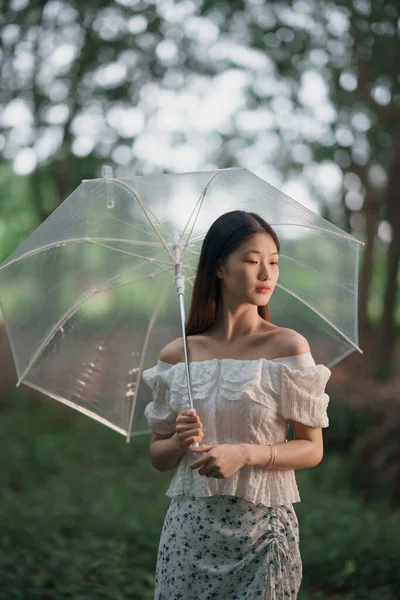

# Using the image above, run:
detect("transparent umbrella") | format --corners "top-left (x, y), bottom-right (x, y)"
top-left (0, 166), bottom-right (364, 441)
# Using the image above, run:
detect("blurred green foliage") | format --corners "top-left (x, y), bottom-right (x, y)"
top-left (0, 387), bottom-right (399, 599)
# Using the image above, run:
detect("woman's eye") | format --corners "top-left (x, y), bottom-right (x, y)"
top-left (247, 261), bottom-right (279, 265)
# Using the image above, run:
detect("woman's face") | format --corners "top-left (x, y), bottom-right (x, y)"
top-left (216, 232), bottom-right (279, 305)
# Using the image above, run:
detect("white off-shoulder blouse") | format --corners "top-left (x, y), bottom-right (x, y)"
top-left (142, 352), bottom-right (331, 507)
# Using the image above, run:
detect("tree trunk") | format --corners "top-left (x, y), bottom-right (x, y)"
top-left (375, 119), bottom-right (400, 379)
top-left (30, 168), bottom-right (48, 224)
top-left (347, 162), bottom-right (382, 368)
top-left (358, 191), bottom-right (380, 335)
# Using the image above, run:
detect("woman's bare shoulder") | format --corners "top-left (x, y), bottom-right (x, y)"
top-left (158, 337), bottom-right (185, 365)
top-left (272, 327), bottom-right (311, 357)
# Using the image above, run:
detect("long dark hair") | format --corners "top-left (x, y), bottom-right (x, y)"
top-left (185, 211), bottom-right (280, 336)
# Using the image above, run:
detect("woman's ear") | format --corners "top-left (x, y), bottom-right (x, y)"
top-left (215, 259), bottom-right (224, 280)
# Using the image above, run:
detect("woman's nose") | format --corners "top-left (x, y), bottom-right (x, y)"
top-left (259, 265), bottom-right (270, 279)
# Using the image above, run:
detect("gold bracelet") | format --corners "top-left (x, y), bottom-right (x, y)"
top-left (265, 442), bottom-right (276, 470)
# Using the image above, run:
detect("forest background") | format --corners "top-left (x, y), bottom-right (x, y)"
top-left (0, 0), bottom-right (399, 598)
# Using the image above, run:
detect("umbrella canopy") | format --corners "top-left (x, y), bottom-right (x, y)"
top-left (0, 166), bottom-right (364, 440)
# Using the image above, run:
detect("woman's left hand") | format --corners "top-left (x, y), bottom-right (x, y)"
top-left (189, 444), bottom-right (247, 479)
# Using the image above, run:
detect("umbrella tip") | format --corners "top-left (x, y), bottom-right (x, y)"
top-left (102, 164), bottom-right (114, 179)
top-left (102, 165), bottom-right (115, 209)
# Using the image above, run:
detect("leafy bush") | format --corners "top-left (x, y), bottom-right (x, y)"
top-left (296, 456), bottom-right (399, 599)
top-left (321, 385), bottom-right (400, 507)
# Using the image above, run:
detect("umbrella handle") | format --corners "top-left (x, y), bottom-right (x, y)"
top-left (189, 407), bottom-right (199, 450)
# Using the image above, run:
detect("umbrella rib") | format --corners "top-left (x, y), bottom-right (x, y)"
top-left (281, 255), bottom-right (356, 295)
top-left (89, 237), bottom-right (164, 247)
top-left (0, 237), bottom-right (167, 271)
top-left (109, 178), bottom-right (177, 263)
top-left (185, 231), bottom-right (208, 244)
top-left (178, 171), bottom-right (224, 258)
top-left (20, 381), bottom-right (128, 436)
top-left (105, 214), bottom-right (162, 240)
top-left (188, 231), bottom-right (207, 246)
top-left (247, 168), bottom-right (366, 245)
top-left (16, 262), bottom-right (176, 386)
top-left (126, 276), bottom-right (176, 440)
top-left (276, 282), bottom-right (362, 354)
top-left (17, 290), bottom-right (103, 386)
top-left (182, 263), bottom-right (197, 272)
top-left (187, 224), bottom-right (364, 246)
top-left (95, 265), bottom-right (176, 292)
top-left (82, 177), bottom-right (171, 243)
top-left (268, 223), bottom-right (365, 245)
top-left (85, 239), bottom-right (172, 266)
top-left (182, 247), bottom-right (202, 256)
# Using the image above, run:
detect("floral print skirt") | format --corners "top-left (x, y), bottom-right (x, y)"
top-left (154, 494), bottom-right (302, 599)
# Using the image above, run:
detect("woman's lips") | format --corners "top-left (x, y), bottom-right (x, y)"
top-left (255, 287), bottom-right (271, 293)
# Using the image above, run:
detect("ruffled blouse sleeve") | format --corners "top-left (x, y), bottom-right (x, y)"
top-left (142, 360), bottom-right (178, 435)
top-left (279, 354), bottom-right (332, 428)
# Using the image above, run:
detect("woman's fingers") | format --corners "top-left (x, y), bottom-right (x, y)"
top-left (176, 411), bottom-right (203, 432)
top-left (175, 410), bottom-right (204, 447)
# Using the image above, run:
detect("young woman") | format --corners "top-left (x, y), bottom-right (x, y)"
top-left (142, 210), bottom-right (331, 599)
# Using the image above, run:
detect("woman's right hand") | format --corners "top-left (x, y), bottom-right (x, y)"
top-left (176, 409), bottom-right (204, 449)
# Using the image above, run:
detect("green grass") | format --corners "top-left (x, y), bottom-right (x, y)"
top-left (0, 388), bottom-right (399, 599)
